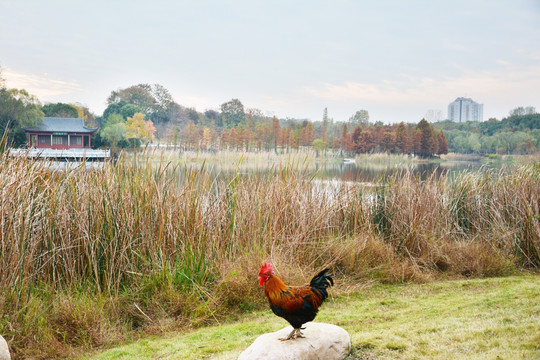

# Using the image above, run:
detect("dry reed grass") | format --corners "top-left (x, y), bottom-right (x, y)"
top-left (0, 152), bottom-right (538, 358)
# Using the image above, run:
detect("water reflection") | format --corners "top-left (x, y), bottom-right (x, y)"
top-left (311, 161), bottom-right (487, 182)
top-left (193, 160), bottom-right (492, 183)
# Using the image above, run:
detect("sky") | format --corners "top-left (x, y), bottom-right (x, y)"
top-left (1, 0), bottom-right (540, 124)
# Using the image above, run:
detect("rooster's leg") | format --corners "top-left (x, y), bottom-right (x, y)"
top-left (279, 328), bottom-right (300, 341)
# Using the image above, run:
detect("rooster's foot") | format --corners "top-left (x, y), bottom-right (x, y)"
top-left (279, 328), bottom-right (304, 341)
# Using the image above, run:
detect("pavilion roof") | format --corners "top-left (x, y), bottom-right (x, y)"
top-left (23, 117), bottom-right (98, 134)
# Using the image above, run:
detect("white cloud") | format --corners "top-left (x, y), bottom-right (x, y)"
top-left (304, 65), bottom-right (540, 106)
top-left (3, 68), bottom-right (81, 98)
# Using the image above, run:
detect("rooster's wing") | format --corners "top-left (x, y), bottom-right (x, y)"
top-left (271, 284), bottom-right (324, 313)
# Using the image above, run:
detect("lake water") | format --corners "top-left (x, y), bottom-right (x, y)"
top-left (299, 161), bottom-right (486, 182)
top-left (191, 159), bottom-right (499, 183)
top-left (35, 156), bottom-right (512, 183)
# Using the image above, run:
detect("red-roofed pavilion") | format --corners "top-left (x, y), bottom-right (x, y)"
top-left (23, 117), bottom-right (98, 150)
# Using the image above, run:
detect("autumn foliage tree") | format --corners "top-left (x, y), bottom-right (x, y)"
top-left (337, 119), bottom-right (446, 156)
top-left (340, 124), bottom-right (353, 154)
top-left (144, 120), bottom-right (157, 142)
top-left (272, 116), bottom-right (280, 153)
top-left (126, 113), bottom-right (147, 141)
top-left (301, 122), bottom-right (314, 146)
top-left (357, 131), bottom-right (375, 153)
top-left (126, 95), bottom-right (448, 156)
top-left (416, 119), bottom-right (438, 156)
top-left (395, 122), bottom-right (410, 154)
top-left (380, 132), bottom-right (395, 152)
top-left (351, 127), bottom-right (375, 153)
top-left (437, 131), bottom-right (449, 155)
top-left (126, 113), bottom-right (156, 143)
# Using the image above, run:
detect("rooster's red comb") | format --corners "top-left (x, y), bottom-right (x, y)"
top-left (259, 262), bottom-right (273, 274)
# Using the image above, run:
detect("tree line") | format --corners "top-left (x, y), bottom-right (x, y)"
top-left (433, 108), bottom-right (540, 155)
top-left (177, 113), bottom-right (448, 157)
top-left (2, 71), bottom-right (537, 156)
top-left (93, 85), bottom-right (448, 157)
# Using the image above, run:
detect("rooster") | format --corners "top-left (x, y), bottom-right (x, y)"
top-left (258, 263), bottom-right (334, 340)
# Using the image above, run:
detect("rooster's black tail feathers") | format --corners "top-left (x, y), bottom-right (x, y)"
top-left (309, 268), bottom-right (333, 300)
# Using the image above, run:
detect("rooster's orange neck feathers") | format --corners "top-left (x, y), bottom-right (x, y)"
top-left (259, 263), bottom-right (288, 300)
top-left (263, 274), bottom-right (288, 301)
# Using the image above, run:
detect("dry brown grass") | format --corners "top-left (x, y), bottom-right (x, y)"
top-left (0, 153), bottom-right (538, 358)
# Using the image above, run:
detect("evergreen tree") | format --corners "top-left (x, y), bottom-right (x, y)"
top-left (220, 99), bottom-right (245, 127)
top-left (41, 103), bottom-right (78, 118)
top-left (0, 87), bottom-right (43, 147)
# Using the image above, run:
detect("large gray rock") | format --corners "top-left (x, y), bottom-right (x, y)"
top-left (238, 322), bottom-right (350, 360)
top-left (0, 335), bottom-right (10, 360)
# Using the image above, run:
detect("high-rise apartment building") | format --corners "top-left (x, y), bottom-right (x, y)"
top-left (448, 97), bottom-right (483, 122)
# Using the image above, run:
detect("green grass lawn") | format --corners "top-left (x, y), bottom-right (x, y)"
top-left (83, 275), bottom-right (539, 360)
